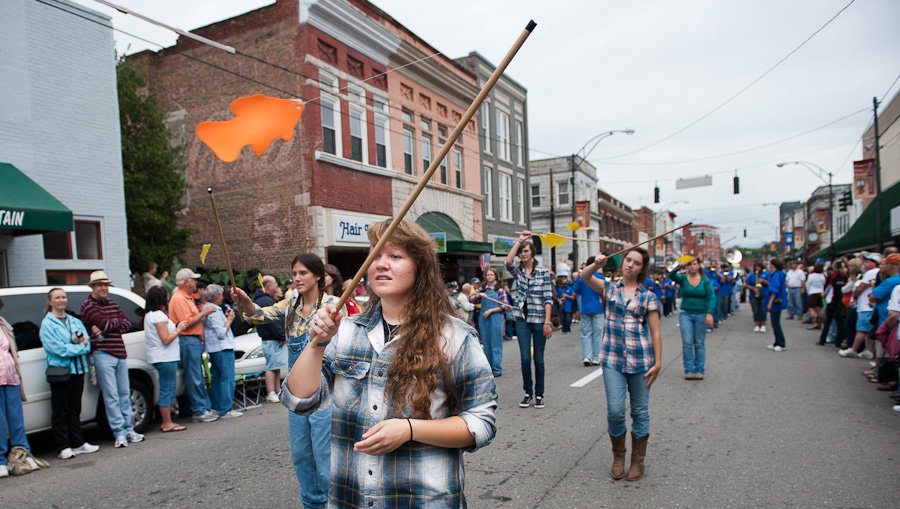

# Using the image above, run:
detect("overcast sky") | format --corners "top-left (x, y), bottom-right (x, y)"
top-left (73, 0), bottom-right (900, 247)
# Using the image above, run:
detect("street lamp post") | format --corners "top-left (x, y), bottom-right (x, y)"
top-left (569, 129), bottom-right (635, 267)
top-left (777, 161), bottom-right (834, 256)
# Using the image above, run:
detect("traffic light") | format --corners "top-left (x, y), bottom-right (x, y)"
top-left (743, 228), bottom-right (747, 238)
top-left (733, 175), bottom-right (740, 194)
top-left (838, 190), bottom-right (852, 212)
top-left (654, 185), bottom-right (660, 204)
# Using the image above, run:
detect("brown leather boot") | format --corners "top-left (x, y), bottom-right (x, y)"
top-left (626, 433), bottom-right (648, 481)
top-left (609, 433), bottom-right (627, 480)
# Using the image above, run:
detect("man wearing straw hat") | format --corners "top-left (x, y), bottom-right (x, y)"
top-left (80, 270), bottom-right (144, 448)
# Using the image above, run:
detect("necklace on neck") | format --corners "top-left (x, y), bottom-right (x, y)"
top-left (383, 320), bottom-right (401, 343)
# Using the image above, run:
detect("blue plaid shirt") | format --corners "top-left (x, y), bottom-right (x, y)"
top-left (600, 281), bottom-right (659, 374)
top-left (281, 304), bottom-right (498, 508)
top-left (505, 262), bottom-right (554, 323)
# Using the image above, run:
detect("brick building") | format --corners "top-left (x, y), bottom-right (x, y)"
top-left (133, 0), bottom-right (487, 280)
top-left (682, 224), bottom-right (721, 264)
top-left (595, 188), bottom-right (636, 256)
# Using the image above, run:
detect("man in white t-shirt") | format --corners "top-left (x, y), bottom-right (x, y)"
top-left (785, 261), bottom-right (806, 319)
top-left (839, 254), bottom-right (880, 358)
top-left (557, 259), bottom-right (571, 278)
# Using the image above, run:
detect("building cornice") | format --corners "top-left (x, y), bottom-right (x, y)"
top-left (301, 0), bottom-right (401, 66)
top-left (391, 42), bottom-right (477, 106)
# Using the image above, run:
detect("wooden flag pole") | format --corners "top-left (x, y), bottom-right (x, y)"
top-left (208, 188), bottom-right (244, 315)
top-left (604, 223), bottom-right (693, 260)
top-left (320, 20), bottom-right (538, 342)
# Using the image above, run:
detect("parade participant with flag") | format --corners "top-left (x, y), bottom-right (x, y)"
top-left (669, 256), bottom-right (716, 380)
top-left (581, 247), bottom-right (661, 482)
top-left (282, 220), bottom-right (497, 508)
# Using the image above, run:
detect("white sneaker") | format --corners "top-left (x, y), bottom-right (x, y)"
top-left (127, 431), bottom-right (144, 443)
top-left (859, 350), bottom-right (874, 360)
top-left (266, 392), bottom-right (280, 403)
top-left (773, 346), bottom-right (785, 352)
top-left (57, 448), bottom-right (74, 460)
top-left (753, 325), bottom-right (760, 332)
top-left (192, 410), bottom-right (219, 423)
top-left (893, 405), bottom-right (900, 413)
top-left (838, 348), bottom-right (858, 358)
top-left (582, 357), bottom-right (591, 367)
top-left (72, 442), bottom-right (99, 455)
top-left (219, 410), bottom-right (243, 419)
top-left (760, 326), bottom-right (766, 333)
top-left (766, 345), bottom-right (775, 350)
top-left (0, 464), bottom-right (8, 478)
top-left (114, 435), bottom-right (128, 448)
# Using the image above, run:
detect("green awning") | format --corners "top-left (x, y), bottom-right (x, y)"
top-left (0, 163), bottom-right (73, 236)
top-left (810, 180), bottom-right (899, 259)
top-left (416, 212), bottom-right (491, 254)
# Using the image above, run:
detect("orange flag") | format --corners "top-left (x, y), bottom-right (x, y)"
top-left (196, 94), bottom-right (304, 162)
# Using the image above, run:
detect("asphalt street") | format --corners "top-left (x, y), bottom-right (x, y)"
top-left (4, 307), bottom-right (898, 508)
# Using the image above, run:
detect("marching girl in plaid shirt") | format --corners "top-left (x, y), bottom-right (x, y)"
top-left (580, 247), bottom-right (662, 482)
top-left (282, 220), bottom-right (498, 508)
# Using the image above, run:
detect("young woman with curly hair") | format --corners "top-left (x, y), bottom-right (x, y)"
top-left (282, 219), bottom-right (498, 508)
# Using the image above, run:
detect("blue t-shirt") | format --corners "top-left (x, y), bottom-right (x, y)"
top-left (557, 285), bottom-right (575, 313)
top-left (767, 269), bottom-right (787, 312)
top-left (662, 278), bottom-right (676, 298)
top-left (746, 271), bottom-right (769, 300)
top-left (706, 269), bottom-right (721, 291)
top-left (872, 274), bottom-right (900, 326)
top-left (645, 277), bottom-right (663, 303)
top-left (573, 274), bottom-right (606, 314)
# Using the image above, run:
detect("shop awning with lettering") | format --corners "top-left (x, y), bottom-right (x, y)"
top-left (0, 162), bottom-right (73, 236)
top-left (416, 211), bottom-right (492, 254)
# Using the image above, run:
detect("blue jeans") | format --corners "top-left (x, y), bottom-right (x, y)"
top-left (787, 288), bottom-right (803, 318)
top-left (179, 336), bottom-right (211, 415)
top-left (153, 361), bottom-right (178, 407)
top-left (478, 312), bottom-right (504, 375)
top-left (580, 313), bottom-right (604, 363)
top-left (679, 312), bottom-right (706, 374)
top-left (560, 311), bottom-right (572, 333)
top-left (0, 384), bottom-right (30, 465)
top-left (208, 350), bottom-right (236, 415)
top-left (515, 319), bottom-right (546, 397)
top-left (93, 350), bottom-right (134, 437)
top-left (770, 308), bottom-right (786, 347)
top-left (288, 335), bottom-right (331, 509)
top-left (602, 368), bottom-right (651, 438)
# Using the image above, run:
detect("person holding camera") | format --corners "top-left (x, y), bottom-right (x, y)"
top-left (40, 288), bottom-right (100, 459)
top-left (766, 258), bottom-right (789, 352)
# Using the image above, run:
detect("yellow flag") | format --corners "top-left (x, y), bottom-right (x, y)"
top-left (257, 273), bottom-right (265, 289)
top-left (200, 244), bottom-right (211, 264)
top-left (676, 255), bottom-right (695, 264)
top-left (537, 232), bottom-right (567, 249)
top-left (567, 221), bottom-right (581, 232)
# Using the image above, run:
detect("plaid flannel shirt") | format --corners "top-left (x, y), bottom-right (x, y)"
top-left (244, 290), bottom-right (339, 340)
top-left (600, 281), bottom-right (659, 374)
top-left (281, 304), bottom-right (498, 508)
top-left (505, 262), bottom-right (553, 323)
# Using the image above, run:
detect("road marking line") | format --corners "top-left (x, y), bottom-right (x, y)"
top-left (570, 367), bottom-right (604, 387)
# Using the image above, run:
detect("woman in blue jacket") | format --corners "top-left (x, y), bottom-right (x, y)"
top-left (39, 288), bottom-right (100, 459)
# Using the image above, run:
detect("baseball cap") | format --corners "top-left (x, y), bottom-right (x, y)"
top-left (175, 268), bottom-right (201, 283)
top-left (446, 281), bottom-right (459, 289)
top-left (881, 253), bottom-right (900, 266)
top-left (863, 253), bottom-right (882, 263)
top-left (470, 277), bottom-right (480, 284)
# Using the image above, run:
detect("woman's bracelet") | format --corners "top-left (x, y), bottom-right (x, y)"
top-left (406, 418), bottom-right (414, 442)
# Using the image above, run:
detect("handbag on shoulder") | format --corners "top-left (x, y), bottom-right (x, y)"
top-left (45, 365), bottom-right (70, 383)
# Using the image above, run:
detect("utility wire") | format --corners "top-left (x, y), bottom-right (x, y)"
top-left (595, 0), bottom-right (857, 161)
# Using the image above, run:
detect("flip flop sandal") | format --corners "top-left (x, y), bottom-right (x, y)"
top-left (161, 424), bottom-right (187, 432)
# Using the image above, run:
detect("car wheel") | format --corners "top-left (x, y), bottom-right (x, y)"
top-left (130, 377), bottom-right (153, 434)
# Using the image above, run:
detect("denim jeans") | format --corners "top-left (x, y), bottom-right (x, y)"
top-left (0, 384), bottom-right (30, 465)
top-left (717, 295), bottom-right (730, 321)
top-left (208, 350), bottom-right (236, 415)
top-left (679, 312), bottom-right (707, 374)
top-left (602, 368), bottom-right (650, 438)
top-left (478, 312), bottom-right (504, 375)
top-left (93, 350), bottom-right (134, 437)
top-left (750, 295), bottom-right (767, 323)
top-left (179, 336), bottom-right (212, 415)
top-left (153, 361), bottom-right (178, 407)
top-left (580, 313), bottom-right (604, 363)
top-left (787, 288), bottom-right (803, 318)
top-left (770, 308), bottom-right (786, 347)
top-left (560, 311), bottom-right (572, 333)
top-left (515, 319), bottom-right (546, 397)
top-left (288, 335), bottom-right (331, 509)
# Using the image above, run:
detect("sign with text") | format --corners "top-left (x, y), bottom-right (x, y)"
top-left (429, 232), bottom-right (447, 253)
top-left (784, 231), bottom-right (794, 248)
top-left (333, 213), bottom-right (383, 244)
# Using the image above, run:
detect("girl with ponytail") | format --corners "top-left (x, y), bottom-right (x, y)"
top-left (232, 253), bottom-right (340, 508)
